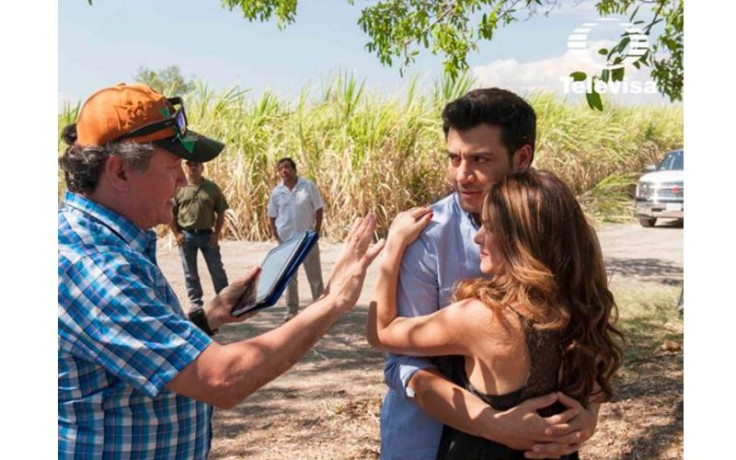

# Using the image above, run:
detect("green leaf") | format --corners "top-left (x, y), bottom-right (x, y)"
top-left (629, 5), bottom-right (641, 22)
top-left (601, 69), bottom-right (610, 82)
top-left (648, 18), bottom-right (664, 29)
top-left (614, 36), bottom-right (631, 54)
top-left (586, 90), bottom-right (603, 111)
top-left (124, 0), bottom-right (682, 104)
top-left (570, 71), bottom-right (587, 82)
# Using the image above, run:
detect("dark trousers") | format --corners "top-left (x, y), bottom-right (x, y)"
top-left (178, 230), bottom-right (229, 307)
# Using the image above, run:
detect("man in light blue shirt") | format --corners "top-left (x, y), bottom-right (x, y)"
top-left (380, 88), bottom-right (600, 459)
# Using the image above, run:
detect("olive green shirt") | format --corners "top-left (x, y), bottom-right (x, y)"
top-left (173, 178), bottom-right (228, 231)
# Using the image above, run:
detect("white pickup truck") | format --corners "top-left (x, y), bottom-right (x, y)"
top-left (635, 149), bottom-right (684, 228)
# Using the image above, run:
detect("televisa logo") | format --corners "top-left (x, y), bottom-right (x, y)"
top-left (562, 17), bottom-right (655, 94)
top-left (567, 18), bottom-right (649, 70)
top-left (561, 77), bottom-right (658, 94)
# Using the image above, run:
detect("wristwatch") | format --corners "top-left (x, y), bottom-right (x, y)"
top-left (188, 307), bottom-right (217, 336)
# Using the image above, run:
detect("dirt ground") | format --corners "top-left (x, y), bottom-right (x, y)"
top-left (156, 219), bottom-right (683, 459)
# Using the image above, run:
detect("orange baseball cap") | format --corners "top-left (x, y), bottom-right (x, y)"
top-left (75, 82), bottom-right (224, 162)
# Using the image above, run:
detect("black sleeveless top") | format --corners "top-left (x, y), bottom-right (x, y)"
top-left (435, 321), bottom-right (579, 460)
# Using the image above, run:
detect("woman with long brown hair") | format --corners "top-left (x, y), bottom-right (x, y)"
top-left (367, 170), bottom-right (623, 459)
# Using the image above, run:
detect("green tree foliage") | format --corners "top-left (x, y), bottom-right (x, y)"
top-left (222, 0), bottom-right (298, 28)
top-left (218, 0), bottom-right (682, 105)
top-left (596, 0), bottom-right (683, 103)
top-left (133, 65), bottom-right (196, 95)
top-left (87, 0), bottom-right (682, 107)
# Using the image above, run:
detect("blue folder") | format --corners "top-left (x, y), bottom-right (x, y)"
top-left (231, 230), bottom-right (319, 317)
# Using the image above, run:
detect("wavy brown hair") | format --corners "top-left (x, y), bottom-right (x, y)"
top-left (453, 170), bottom-right (623, 405)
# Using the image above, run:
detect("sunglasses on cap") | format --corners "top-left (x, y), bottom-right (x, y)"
top-left (114, 97), bottom-right (188, 142)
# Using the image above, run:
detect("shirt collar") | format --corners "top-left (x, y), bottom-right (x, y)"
top-left (280, 176), bottom-right (302, 190)
top-left (451, 192), bottom-right (481, 230)
top-left (61, 191), bottom-right (158, 258)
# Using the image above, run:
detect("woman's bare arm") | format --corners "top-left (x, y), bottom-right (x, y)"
top-left (367, 207), bottom-right (483, 356)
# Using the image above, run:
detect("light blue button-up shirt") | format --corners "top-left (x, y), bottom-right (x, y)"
top-left (380, 192), bottom-right (485, 459)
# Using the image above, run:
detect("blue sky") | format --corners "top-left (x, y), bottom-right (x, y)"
top-left (59, 0), bottom-right (672, 107)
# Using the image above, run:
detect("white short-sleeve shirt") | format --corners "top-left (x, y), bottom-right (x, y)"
top-left (267, 177), bottom-right (324, 241)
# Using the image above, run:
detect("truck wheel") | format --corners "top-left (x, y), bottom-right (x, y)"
top-left (639, 218), bottom-right (656, 227)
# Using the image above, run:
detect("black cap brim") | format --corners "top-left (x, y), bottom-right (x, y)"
top-left (153, 130), bottom-right (224, 162)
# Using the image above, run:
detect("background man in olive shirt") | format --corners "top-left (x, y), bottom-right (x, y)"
top-left (170, 160), bottom-right (229, 307)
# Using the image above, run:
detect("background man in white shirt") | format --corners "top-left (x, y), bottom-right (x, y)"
top-left (267, 157), bottom-right (325, 321)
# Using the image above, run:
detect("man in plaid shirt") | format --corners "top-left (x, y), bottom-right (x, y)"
top-left (58, 83), bottom-right (384, 458)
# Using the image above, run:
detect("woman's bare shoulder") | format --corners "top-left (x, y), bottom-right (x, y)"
top-left (439, 298), bottom-right (495, 338)
top-left (446, 297), bottom-right (491, 318)
top-left (447, 298), bottom-right (525, 335)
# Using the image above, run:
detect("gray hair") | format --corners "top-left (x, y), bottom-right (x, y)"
top-left (59, 123), bottom-right (157, 194)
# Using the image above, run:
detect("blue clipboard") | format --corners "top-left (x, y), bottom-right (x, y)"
top-left (231, 231), bottom-right (319, 317)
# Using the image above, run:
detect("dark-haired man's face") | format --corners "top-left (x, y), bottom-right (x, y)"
top-left (277, 162), bottom-right (296, 183)
top-left (446, 123), bottom-right (528, 214)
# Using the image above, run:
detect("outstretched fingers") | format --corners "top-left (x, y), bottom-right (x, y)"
top-left (347, 214), bottom-right (369, 245)
top-left (358, 238), bottom-right (385, 271)
top-left (366, 238), bottom-right (386, 261)
top-left (355, 213), bottom-right (375, 246)
top-left (344, 215), bottom-right (362, 243)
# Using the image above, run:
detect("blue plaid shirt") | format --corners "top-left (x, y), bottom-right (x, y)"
top-left (58, 191), bottom-right (214, 459)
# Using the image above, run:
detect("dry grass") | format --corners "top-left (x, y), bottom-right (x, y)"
top-left (57, 75), bottom-right (683, 240)
top-left (201, 283), bottom-right (683, 460)
top-left (152, 220), bottom-right (683, 459)
top-left (582, 286), bottom-right (683, 459)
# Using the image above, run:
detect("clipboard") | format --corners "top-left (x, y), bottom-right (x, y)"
top-left (231, 231), bottom-right (319, 317)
